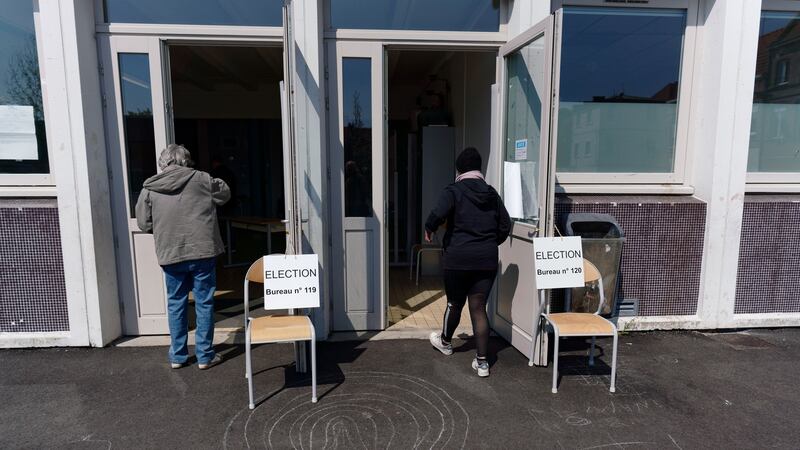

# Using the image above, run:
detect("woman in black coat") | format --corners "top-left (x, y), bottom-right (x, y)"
top-left (425, 147), bottom-right (511, 377)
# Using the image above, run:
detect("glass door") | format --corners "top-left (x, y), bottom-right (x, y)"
top-left (490, 14), bottom-right (559, 363)
top-left (328, 40), bottom-right (387, 331)
top-left (99, 35), bottom-right (171, 335)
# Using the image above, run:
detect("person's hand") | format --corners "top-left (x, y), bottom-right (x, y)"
top-left (424, 230), bottom-right (433, 243)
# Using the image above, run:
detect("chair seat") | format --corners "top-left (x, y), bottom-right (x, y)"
top-left (249, 315), bottom-right (312, 343)
top-left (545, 312), bottom-right (614, 336)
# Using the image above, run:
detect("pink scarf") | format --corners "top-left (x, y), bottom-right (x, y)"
top-left (455, 170), bottom-right (484, 182)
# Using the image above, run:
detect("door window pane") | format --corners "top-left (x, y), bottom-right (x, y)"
top-left (0, 1), bottom-right (49, 174)
top-left (749, 11), bottom-right (800, 173)
top-left (504, 35), bottom-right (546, 222)
top-left (118, 54), bottom-right (156, 217)
top-left (342, 58), bottom-right (372, 217)
top-left (329, 0), bottom-right (500, 32)
top-left (104, 0), bottom-right (282, 26)
top-left (556, 8), bottom-right (686, 174)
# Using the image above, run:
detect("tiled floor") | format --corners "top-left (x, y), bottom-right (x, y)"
top-left (386, 267), bottom-right (470, 332)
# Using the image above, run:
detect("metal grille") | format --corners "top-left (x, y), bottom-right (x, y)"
top-left (735, 197), bottom-right (800, 314)
top-left (0, 200), bottom-right (69, 332)
top-left (555, 196), bottom-right (705, 316)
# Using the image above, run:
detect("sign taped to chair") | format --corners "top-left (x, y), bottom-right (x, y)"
top-left (263, 254), bottom-right (320, 309)
top-left (532, 237), bottom-right (584, 289)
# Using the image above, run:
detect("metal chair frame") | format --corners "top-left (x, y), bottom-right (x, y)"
top-left (243, 257), bottom-right (317, 409)
top-left (541, 258), bottom-right (618, 394)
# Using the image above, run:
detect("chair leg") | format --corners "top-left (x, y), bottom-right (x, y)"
top-left (409, 246), bottom-right (415, 280)
top-left (246, 325), bottom-right (255, 409)
top-left (610, 331), bottom-right (618, 393)
top-left (589, 336), bottom-right (596, 366)
top-left (416, 249), bottom-right (422, 286)
top-left (311, 338), bottom-right (318, 403)
top-left (551, 328), bottom-right (560, 394)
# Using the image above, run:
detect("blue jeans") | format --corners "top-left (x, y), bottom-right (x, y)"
top-left (162, 257), bottom-right (217, 364)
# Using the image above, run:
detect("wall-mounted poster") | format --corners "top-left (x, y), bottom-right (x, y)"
top-left (0, 105), bottom-right (38, 161)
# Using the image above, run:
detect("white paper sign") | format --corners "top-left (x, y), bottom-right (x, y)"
top-left (263, 254), bottom-right (320, 310)
top-left (514, 139), bottom-right (528, 160)
top-left (532, 237), bottom-right (585, 289)
top-left (0, 105), bottom-right (38, 160)
top-left (503, 161), bottom-right (524, 219)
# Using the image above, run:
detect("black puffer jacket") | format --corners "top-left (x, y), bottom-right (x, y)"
top-left (425, 178), bottom-right (512, 271)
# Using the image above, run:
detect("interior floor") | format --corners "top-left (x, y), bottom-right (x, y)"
top-left (386, 268), bottom-right (471, 332)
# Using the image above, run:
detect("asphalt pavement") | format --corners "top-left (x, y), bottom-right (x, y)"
top-left (1, 328), bottom-right (798, 449)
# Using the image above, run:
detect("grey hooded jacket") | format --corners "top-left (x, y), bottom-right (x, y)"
top-left (135, 165), bottom-right (231, 266)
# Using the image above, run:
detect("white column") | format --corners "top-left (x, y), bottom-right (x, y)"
top-left (292, 0), bottom-right (330, 337)
top-left (37, 0), bottom-right (121, 346)
top-left (689, 0), bottom-right (761, 328)
top-left (507, 0), bottom-right (550, 38)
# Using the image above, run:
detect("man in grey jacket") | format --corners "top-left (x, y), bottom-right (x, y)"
top-left (136, 144), bottom-right (231, 370)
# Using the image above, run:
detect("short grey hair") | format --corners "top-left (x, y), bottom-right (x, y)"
top-left (158, 144), bottom-right (194, 170)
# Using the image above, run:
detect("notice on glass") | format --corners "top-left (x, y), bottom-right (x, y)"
top-left (532, 236), bottom-right (585, 289)
top-left (0, 105), bottom-right (38, 160)
top-left (504, 161), bottom-right (524, 219)
top-left (263, 254), bottom-right (320, 310)
top-left (514, 139), bottom-right (528, 160)
top-left (504, 161), bottom-right (537, 220)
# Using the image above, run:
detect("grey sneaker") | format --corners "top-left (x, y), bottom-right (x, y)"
top-left (429, 332), bottom-right (453, 356)
top-left (472, 358), bottom-right (490, 377)
top-left (198, 354), bottom-right (222, 370)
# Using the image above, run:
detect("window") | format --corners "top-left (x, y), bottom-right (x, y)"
top-left (118, 54), bottom-right (157, 216)
top-left (342, 58), bottom-right (373, 217)
top-left (504, 33), bottom-right (547, 223)
top-left (328, 0), bottom-right (500, 32)
top-left (0, 1), bottom-right (49, 175)
top-left (776, 60), bottom-right (790, 85)
top-left (748, 11), bottom-right (800, 177)
top-left (555, 7), bottom-right (687, 179)
top-left (103, 0), bottom-right (283, 26)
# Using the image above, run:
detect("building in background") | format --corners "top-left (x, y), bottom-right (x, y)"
top-left (1, 0), bottom-right (798, 353)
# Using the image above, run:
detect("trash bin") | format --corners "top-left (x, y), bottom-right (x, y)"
top-left (563, 213), bottom-right (625, 316)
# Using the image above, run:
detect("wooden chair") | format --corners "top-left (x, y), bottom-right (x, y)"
top-left (244, 257), bottom-right (317, 409)
top-left (541, 258), bottom-right (618, 394)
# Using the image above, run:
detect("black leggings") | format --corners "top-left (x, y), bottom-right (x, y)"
top-left (441, 269), bottom-right (496, 359)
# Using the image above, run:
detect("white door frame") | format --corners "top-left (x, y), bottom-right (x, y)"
top-left (328, 40), bottom-right (387, 331)
top-left (99, 34), bottom-right (171, 335)
top-left (489, 13), bottom-right (560, 363)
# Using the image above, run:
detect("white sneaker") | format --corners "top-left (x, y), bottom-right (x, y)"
top-left (170, 362), bottom-right (186, 369)
top-left (472, 358), bottom-right (490, 377)
top-left (198, 354), bottom-right (222, 370)
top-left (429, 332), bottom-right (453, 356)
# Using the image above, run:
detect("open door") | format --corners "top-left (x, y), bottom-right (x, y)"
top-left (281, 1), bottom-right (301, 255)
top-left (328, 41), bottom-right (387, 331)
top-left (490, 14), bottom-right (560, 362)
top-left (99, 35), bottom-right (171, 334)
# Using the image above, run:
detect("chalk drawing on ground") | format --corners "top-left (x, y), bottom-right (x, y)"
top-left (223, 371), bottom-right (470, 449)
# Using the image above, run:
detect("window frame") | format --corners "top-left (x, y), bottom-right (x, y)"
top-left (0, 0), bottom-right (56, 190)
top-left (94, 0), bottom-right (285, 38)
top-left (746, 1), bottom-right (800, 188)
top-left (550, 0), bottom-right (699, 193)
top-left (322, 0), bottom-right (509, 43)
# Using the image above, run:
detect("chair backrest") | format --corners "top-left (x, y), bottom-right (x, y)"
top-left (244, 254), bottom-right (303, 314)
top-left (246, 257), bottom-right (264, 284)
top-left (583, 259), bottom-right (601, 283)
